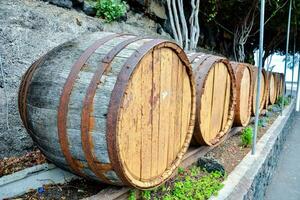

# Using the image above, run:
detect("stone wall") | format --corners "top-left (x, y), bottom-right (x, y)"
top-left (0, 0), bottom-right (168, 158)
top-left (244, 109), bottom-right (295, 200)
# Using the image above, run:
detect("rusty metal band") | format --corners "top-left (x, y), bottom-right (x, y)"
top-left (57, 33), bottom-right (120, 176)
top-left (18, 59), bottom-right (42, 133)
top-left (18, 43), bottom-right (68, 137)
top-left (81, 35), bottom-right (145, 184)
top-left (188, 53), bottom-right (202, 63)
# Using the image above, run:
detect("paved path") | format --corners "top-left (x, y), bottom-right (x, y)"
top-left (265, 112), bottom-right (300, 200)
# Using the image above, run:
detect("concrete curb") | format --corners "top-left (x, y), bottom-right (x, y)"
top-left (0, 163), bottom-right (78, 199)
top-left (211, 102), bottom-right (295, 200)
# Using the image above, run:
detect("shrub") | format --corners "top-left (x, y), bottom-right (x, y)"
top-left (95, 0), bottom-right (127, 22)
top-left (276, 95), bottom-right (290, 106)
top-left (241, 127), bottom-right (253, 147)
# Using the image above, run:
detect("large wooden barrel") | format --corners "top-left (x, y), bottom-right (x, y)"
top-left (18, 32), bottom-right (196, 189)
top-left (188, 53), bottom-right (236, 146)
top-left (251, 67), bottom-right (267, 115)
top-left (230, 62), bottom-right (253, 127)
top-left (268, 72), bottom-right (277, 104)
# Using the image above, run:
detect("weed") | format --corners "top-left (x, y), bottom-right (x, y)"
top-left (276, 95), bottom-right (290, 106)
top-left (142, 190), bottom-right (151, 200)
top-left (95, 0), bottom-right (127, 22)
top-left (190, 165), bottom-right (200, 176)
top-left (178, 167), bottom-right (185, 174)
top-left (258, 119), bottom-right (263, 127)
top-left (128, 189), bottom-right (136, 200)
top-left (241, 127), bottom-right (253, 147)
top-left (170, 171), bottom-right (224, 200)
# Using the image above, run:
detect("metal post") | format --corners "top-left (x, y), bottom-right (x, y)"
top-left (292, 57), bottom-right (295, 97)
top-left (282, 0), bottom-right (292, 114)
top-left (291, 29), bottom-right (296, 97)
top-left (296, 57), bottom-right (300, 111)
top-left (252, 0), bottom-right (265, 155)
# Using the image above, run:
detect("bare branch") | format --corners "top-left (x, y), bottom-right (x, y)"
top-left (167, 0), bottom-right (179, 42)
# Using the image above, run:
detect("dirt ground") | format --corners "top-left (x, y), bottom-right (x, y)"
top-left (0, 0), bottom-right (170, 158)
top-left (206, 107), bottom-right (280, 173)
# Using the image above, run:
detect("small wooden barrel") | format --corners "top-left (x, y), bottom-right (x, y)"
top-left (251, 67), bottom-right (267, 115)
top-left (268, 72), bottom-right (277, 104)
top-left (230, 62), bottom-right (253, 127)
top-left (275, 72), bottom-right (284, 99)
top-left (18, 32), bottom-right (196, 189)
top-left (188, 53), bottom-right (236, 146)
top-left (264, 72), bottom-right (270, 108)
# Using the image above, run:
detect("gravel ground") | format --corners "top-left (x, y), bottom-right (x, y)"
top-left (0, 0), bottom-right (170, 158)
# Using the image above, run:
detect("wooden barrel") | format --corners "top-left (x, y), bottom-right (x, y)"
top-left (230, 62), bottom-right (253, 127)
top-left (275, 72), bottom-right (284, 99)
top-left (251, 67), bottom-right (267, 115)
top-left (188, 53), bottom-right (236, 146)
top-left (268, 72), bottom-right (277, 104)
top-left (264, 71), bottom-right (270, 108)
top-left (18, 32), bottom-right (196, 189)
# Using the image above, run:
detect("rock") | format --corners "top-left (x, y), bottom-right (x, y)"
top-left (83, 0), bottom-right (96, 17)
top-left (259, 117), bottom-right (268, 127)
top-left (46, 0), bottom-right (73, 9)
top-left (148, 0), bottom-right (167, 20)
top-left (157, 23), bottom-right (169, 37)
top-left (272, 105), bottom-right (281, 113)
top-left (197, 157), bottom-right (225, 175)
top-left (72, 0), bottom-right (84, 8)
top-left (265, 111), bottom-right (274, 118)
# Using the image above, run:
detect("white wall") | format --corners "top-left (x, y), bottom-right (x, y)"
top-left (254, 51), bottom-right (299, 82)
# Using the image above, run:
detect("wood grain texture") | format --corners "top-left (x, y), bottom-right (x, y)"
top-left (188, 53), bottom-right (236, 146)
top-left (268, 73), bottom-right (277, 104)
top-left (19, 33), bottom-right (196, 189)
top-left (251, 66), bottom-right (267, 115)
top-left (230, 62), bottom-right (253, 127)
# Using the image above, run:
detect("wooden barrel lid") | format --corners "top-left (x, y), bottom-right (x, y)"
top-left (269, 73), bottom-right (277, 104)
top-left (251, 67), bottom-right (267, 115)
top-left (230, 62), bottom-right (253, 127)
top-left (188, 53), bottom-right (236, 146)
top-left (115, 43), bottom-right (196, 188)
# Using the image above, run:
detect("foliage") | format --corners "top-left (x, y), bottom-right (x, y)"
top-left (178, 167), bottom-right (185, 174)
top-left (128, 189), bottom-right (136, 200)
top-left (142, 190), bottom-right (151, 200)
top-left (164, 171), bottom-right (223, 200)
top-left (95, 0), bottom-right (127, 22)
top-left (241, 127), bottom-right (253, 147)
top-left (276, 95), bottom-right (290, 106)
top-left (195, 0), bottom-right (300, 62)
top-left (135, 167), bottom-right (224, 200)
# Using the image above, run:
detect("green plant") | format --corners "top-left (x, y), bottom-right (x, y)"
top-left (190, 166), bottom-right (200, 176)
top-left (169, 171), bottom-right (224, 200)
top-left (258, 119), bottom-right (263, 128)
top-left (128, 189), bottom-right (136, 200)
top-left (95, 0), bottom-right (127, 22)
top-left (177, 167), bottom-right (185, 174)
top-left (142, 190), bottom-right (151, 200)
top-left (276, 95), bottom-right (290, 106)
top-left (241, 127), bottom-right (253, 147)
